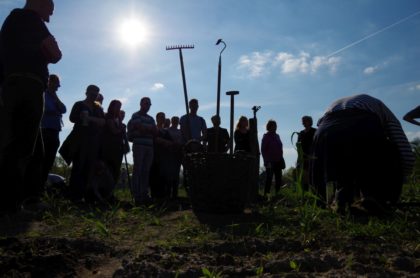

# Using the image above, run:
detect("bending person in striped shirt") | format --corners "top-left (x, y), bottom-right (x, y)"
top-left (127, 97), bottom-right (157, 206)
top-left (310, 94), bottom-right (415, 214)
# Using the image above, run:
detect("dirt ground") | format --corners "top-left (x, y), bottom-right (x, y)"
top-left (0, 197), bottom-right (419, 277)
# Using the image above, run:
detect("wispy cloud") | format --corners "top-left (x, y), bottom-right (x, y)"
top-left (275, 52), bottom-right (341, 74)
top-left (275, 52), bottom-right (309, 74)
top-left (363, 58), bottom-right (394, 75)
top-left (150, 83), bottom-right (165, 91)
top-left (408, 84), bottom-right (420, 91)
top-left (237, 51), bottom-right (273, 78)
top-left (363, 66), bottom-right (379, 75)
top-left (237, 50), bottom-right (341, 78)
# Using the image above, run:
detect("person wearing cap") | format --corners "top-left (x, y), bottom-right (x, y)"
top-left (62, 84), bottom-right (105, 202)
top-left (0, 0), bottom-right (62, 211)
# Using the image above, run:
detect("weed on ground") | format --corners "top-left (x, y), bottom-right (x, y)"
top-left (0, 182), bottom-right (419, 277)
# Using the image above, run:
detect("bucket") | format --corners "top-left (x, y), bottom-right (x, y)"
top-left (184, 152), bottom-right (256, 213)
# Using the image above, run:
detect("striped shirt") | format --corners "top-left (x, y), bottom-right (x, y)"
top-left (127, 111), bottom-right (156, 146)
top-left (320, 94), bottom-right (415, 178)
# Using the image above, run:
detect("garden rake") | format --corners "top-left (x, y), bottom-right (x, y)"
top-left (166, 44), bottom-right (194, 140)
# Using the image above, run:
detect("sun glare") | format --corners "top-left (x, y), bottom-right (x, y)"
top-left (118, 18), bottom-right (148, 48)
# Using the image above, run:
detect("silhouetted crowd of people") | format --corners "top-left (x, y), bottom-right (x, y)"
top-left (0, 0), bottom-right (417, 215)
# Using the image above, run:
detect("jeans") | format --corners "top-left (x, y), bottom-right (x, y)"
top-left (132, 144), bottom-right (154, 203)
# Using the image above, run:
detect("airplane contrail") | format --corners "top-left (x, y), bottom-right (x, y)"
top-left (326, 9), bottom-right (420, 58)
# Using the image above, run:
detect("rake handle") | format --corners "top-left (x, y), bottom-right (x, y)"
top-left (166, 45), bottom-right (194, 141)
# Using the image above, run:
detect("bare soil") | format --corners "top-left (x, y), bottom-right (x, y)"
top-left (1, 197), bottom-right (419, 277)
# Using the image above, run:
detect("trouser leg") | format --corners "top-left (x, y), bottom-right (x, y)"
top-left (273, 162), bottom-right (283, 194)
top-left (264, 166), bottom-right (274, 195)
top-left (132, 147), bottom-right (142, 201)
top-left (23, 131), bottom-right (45, 200)
top-left (41, 129), bottom-right (60, 186)
top-left (132, 145), bottom-right (153, 203)
top-left (0, 77), bottom-right (44, 209)
top-left (139, 146), bottom-right (153, 202)
top-left (68, 154), bottom-right (86, 201)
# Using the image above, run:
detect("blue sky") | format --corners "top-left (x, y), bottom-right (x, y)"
top-left (1, 0), bottom-right (420, 167)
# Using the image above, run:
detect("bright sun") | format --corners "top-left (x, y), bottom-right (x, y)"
top-left (118, 18), bottom-right (148, 48)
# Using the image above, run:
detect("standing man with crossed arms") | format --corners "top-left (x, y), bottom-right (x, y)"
top-left (0, 0), bottom-right (62, 212)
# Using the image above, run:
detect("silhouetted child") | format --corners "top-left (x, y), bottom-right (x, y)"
top-left (261, 120), bottom-right (285, 196)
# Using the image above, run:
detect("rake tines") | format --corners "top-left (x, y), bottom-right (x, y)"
top-left (166, 44), bottom-right (195, 51)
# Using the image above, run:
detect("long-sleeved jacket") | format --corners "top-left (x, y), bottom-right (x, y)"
top-left (261, 132), bottom-right (283, 165)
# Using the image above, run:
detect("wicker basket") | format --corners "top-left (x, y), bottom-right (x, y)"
top-left (184, 152), bottom-right (256, 213)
